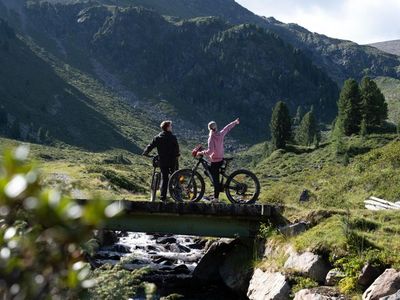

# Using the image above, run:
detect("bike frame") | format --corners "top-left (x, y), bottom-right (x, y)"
top-left (190, 157), bottom-right (230, 189)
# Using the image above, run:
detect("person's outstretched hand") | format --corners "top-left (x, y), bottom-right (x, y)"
top-left (235, 118), bottom-right (240, 125)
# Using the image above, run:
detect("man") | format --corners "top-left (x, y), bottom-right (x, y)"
top-left (143, 120), bottom-right (180, 202)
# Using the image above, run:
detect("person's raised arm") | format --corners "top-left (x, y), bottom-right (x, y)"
top-left (220, 118), bottom-right (240, 136)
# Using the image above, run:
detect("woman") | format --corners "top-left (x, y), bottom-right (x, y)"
top-left (198, 118), bottom-right (240, 201)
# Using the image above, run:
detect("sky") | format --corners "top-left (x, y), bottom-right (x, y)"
top-left (236, 0), bottom-right (400, 44)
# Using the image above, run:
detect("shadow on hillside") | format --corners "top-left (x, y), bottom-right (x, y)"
top-left (347, 145), bottom-right (373, 157)
top-left (0, 33), bottom-right (141, 154)
top-left (285, 142), bottom-right (329, 155)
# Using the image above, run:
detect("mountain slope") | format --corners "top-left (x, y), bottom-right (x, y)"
top-left (0, 18), bottom-right (154, 152)
top-left (374, 76), bottom-right (400, 124)
top-left (22, 3), bottom-right (339, 141)
top-left (95, 0), bottom-right (400, 84)
top-left (370, 40), bottom-right (400, 56)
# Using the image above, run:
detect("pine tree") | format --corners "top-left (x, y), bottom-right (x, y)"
top-left (313, 134), bottom-right (320, 149)
top-left (270, 101), bottom-right (291, 150)
top-left (296, 110), bottom-right (318, 146)
top-left (332, 118), bottom-right (346, 156)
top-left (293, 106), bottom-right (304, 126)
top-left (360, 76), bottom-right (388, 128)
top-left (360, 118), bottom-right (368, 137)
top-left (337, 78), bottom-right (362, 136)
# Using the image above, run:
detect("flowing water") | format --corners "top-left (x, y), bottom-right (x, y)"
top-left (94, 232), bottom-right (239, 299)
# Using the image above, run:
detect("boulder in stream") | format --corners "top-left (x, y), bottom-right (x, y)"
top-left (247, 269), bottom-right (290, 300)
top-left (192, 239), bottom-right (233, 282)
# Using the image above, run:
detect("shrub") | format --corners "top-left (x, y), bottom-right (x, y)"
top-left (0, 146), bottom-right (120, 298)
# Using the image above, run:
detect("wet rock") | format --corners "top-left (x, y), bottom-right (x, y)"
top-left (154, 258), bottom-right (175, 266)
top-left (358, 263), bottom-right (385, 288)
top-left (96, 230), bottom-right (118, 246)
top-left (112, 244), bottom-right (130, 253)
top-left (177, 244), bottom-right (191, 253)
top-left (157, 237), bottom-right (177, 244)
top-left (380, 289), bottom-right (400, 300)
top-left (279, 221), bottom-right (309, 237)
top-left (94, 253), bottom-right (121, 260)
top-left (294, 287), bottom-right (346, 300)
top-left (159, 266), bottom-right (174, 271)
top-left (172, 264), bottom-right (191, 274)
top-left (193, 239), bottom-right (233, 282)
top-left (187, 242), bottom-right (205, 250)
top-left (146, 245), bottom-right (163, 252)
top-left (284, 251), bottom-right (330, 283)
top-left (219, 239), bottom-right (254, 294)
top-left (247, 269), bottom-right (290, 300)
top-left (116, 231), bottom-right (128, 238)
top-left (363, 269), bottom-right (400, 300)
top-left (164, 244), bottom-right (181, 253)
top-left (326, 269), bottom-right (346, 286)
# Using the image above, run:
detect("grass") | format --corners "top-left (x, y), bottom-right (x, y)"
top-left (249, 134), bottom-right (399, 209)
top-left (0, 137), bottom-right (152, 200)
top-left (245, 132), bottom-right (400, 295)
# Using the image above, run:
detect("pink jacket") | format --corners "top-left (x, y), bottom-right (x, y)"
top-left (200, 121), bottom-right (237, 162)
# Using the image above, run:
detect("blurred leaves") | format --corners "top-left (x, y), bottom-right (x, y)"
top-left (0, 145), bottom-right (119, 299)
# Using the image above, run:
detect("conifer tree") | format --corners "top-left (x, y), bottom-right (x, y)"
top-left (296, 110), bottom-right (318, 146)
top-left (360, 118), bottom-right (368, 137)
top-left (337, 78), bottom-right (362, 136)
top-left (332, 117), bottom-right (346, 155)
top-left (360, 76), bottom-right (388, 128)
top-left (270, 101), bottom-right (291, 150)
top-left (293, 106), bottom-right (304, 126)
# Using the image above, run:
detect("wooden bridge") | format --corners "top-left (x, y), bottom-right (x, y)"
top-left (94, 200), bottom-right (283, 238)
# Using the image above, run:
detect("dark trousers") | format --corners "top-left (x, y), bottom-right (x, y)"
top-left (160, 165), bottom-right (176, 200)
top-left (210, 161), bottom-right (224, 199)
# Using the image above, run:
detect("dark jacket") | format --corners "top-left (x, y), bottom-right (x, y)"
top-left (143, 131), bottom-right (180, 168)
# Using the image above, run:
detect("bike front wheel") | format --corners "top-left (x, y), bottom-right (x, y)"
top-left (225, 169), bottom-right (260, 204)
top-left (168, 169), bottom-right (205, 202)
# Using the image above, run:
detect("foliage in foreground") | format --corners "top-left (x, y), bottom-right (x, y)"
top-left (88, 264), bottom-right (153, 300)
top-left (0, 146), bottom-right (122, 299)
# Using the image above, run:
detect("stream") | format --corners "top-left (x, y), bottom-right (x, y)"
top-left (94, 232), bottom-right (240, 299)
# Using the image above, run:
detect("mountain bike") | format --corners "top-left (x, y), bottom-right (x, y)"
top-left (168, 151), bottom-right (260, 204)
top-left (145, 155), bottom-right (161, 202)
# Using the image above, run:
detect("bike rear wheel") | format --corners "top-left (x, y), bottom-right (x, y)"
top-left (150, 171), bottom-right (161, 202)
top-left (168, 169), bottom-right (205, 202)
top-left (225, 169), bottom-right (260, 204)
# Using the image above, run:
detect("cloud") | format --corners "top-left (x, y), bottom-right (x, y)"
top-left (236, 0), bottom-right (400, 44)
